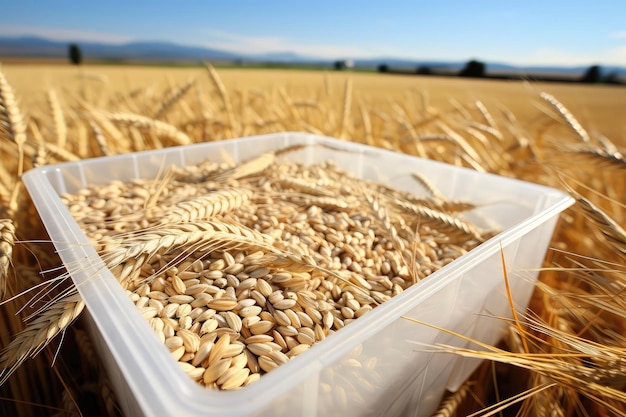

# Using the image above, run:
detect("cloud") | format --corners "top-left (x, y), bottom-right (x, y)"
top-left (606, 46), bottom-right (626, 64)
top-left (202, 29), bottom-right (370, 59)
top-left (609, 30), bottom-right (626, 40)
top-left (0, 25), bottom-right (133, 44)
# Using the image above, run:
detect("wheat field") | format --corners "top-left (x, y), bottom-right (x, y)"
top-left (0, 63), bottom-right (625, 416)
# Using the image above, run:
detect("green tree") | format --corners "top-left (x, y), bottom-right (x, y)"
top-left (459, 60), bottom-right (486, 78)
top-left (69, 44), bottom-right (82, 65)
top-left (416, 66), bottom-right (432, 75)
top-left (603, 72), bottom-right (623, 85)
top-left (581, 65), bottom-right (601, 83)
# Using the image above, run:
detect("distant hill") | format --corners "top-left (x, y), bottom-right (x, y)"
top-left (1, 35), bottom-right (625, 77)
top-left (0, 36), bottom-right (242, 61)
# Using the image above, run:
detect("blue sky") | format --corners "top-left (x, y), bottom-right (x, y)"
top-left (1, 1), bottom-right (626, 66)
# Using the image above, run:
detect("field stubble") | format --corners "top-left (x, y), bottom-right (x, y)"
top-left (0, 63), bottom-right (625, 417)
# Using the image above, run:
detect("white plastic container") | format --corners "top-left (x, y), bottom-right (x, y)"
top-left (23, 133), bottom-right (573, 417)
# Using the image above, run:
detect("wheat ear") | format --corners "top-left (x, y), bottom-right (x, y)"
top-left (338, 79), bottom-right (352, 139)
top-left (418, 130), bottom-right (486, 172)
top-left (572, 194), bottom-right (626, 257)
top-left (475, 99), bottom-right (498, 130)
top-left (540, 92), bottom-right (590, 143)
top-left (410, 172), bottom-right (446, 201)
top-left (105, 111), bottom-right (191, 146)
top-left (432, 380), bottom-right (472, 417)
top-left (101, 221), bottom-right (276, 275)
top-left (210, 152), bottom-right (275, 182)
top-left (153, 78), bottom-right (196, 120)
top-left (47, 89), bottom-right (67, 148)
top-left (42, 142), bottom-right (81, 162)
top-left (0, 218), bottom-right (15, 300)
top-left (357, 97), bottom-right (373, 146)
top-left (205, 63), bottom-right (235, 137)
top-left (88, 119), bottom-right (109, 156)
top-left (0, 70), bottom-right (27, 214)
top-left (360, 189), bottom-right (406, 250)
top-left (273, 178), bottom-right (334, 197)
top-left (157, 188), bottom-right (252, 224)
top-left (570, 148), bottom-right (626, 170)
top-left (394, 199), bottom-right (483, 241)
top-left (0, 292), bottom-right (85, 386)
top-left (0, 70), bottom-right (27, 162)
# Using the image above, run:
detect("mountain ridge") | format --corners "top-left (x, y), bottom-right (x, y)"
top-left (1, 35), bottom-right (624, 76)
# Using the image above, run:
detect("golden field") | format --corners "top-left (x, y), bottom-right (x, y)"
top-left (0, 63), bottom-right (625, 416)
top-left (4, 64), bottom-right (626, 142)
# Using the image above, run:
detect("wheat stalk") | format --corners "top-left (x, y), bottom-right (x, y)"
top-left (105, 111), bottom-right (192, 146)
top-left (408, 317), bottom-right (626, 413)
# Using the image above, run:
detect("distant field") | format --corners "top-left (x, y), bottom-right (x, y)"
top-left (3, 63), bottom-right (625, 143)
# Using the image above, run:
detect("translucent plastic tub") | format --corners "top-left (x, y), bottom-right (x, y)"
top-left (23, 132), bottom-right (573, 417)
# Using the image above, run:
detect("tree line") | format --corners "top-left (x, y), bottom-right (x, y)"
top-left (67, 43), bottom-right (622, 85)
top-left (369, 59), bottom-right (622, 85)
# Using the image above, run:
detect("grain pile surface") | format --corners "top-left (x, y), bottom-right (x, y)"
top-left (60, 147), bottom-right (490, 390)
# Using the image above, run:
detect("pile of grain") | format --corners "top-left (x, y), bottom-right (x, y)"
top-left (60, 151), bottom-right (488, 390)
